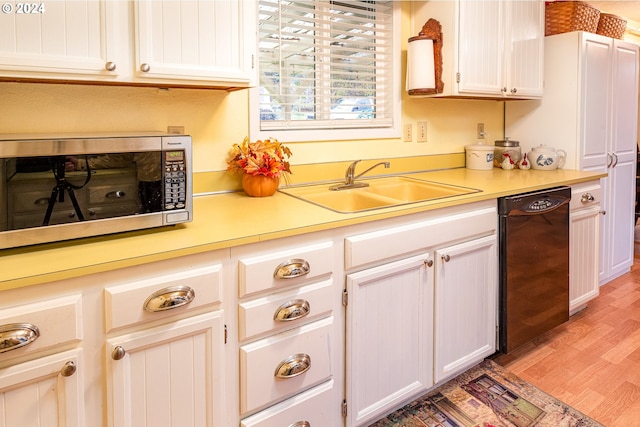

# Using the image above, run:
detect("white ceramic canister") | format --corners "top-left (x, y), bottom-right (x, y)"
top-left (465, 143), bottom-right (494, 170)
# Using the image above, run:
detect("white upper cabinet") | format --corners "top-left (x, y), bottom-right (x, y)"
top-left (0, 0), bottom-right (257, 88)
top-left (0, 0), bottom-right (124, 81)
top-left (133, 0), bottom-right (256, 87)
top-left (411, 0), bottom-right (543, 99)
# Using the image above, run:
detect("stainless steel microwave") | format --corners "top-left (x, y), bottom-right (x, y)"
top-left (0, 133), bottom-right (192, 249)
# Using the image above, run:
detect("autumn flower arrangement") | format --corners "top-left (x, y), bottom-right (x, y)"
top-left (226, 137), bottom-right (292, 197)
top-left (226, 136), bottom-right (292, 178)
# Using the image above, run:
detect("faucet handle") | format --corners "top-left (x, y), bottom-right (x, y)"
top-left (345, 160), bottom-right (361, 183)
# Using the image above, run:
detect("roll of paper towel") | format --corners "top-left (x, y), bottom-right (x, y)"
top-left (406, 38), bottom-right (435, 91)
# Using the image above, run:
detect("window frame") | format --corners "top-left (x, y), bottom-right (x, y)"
top-left (249, 0), bottom-right (402, 142)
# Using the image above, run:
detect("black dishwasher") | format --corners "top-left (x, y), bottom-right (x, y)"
top-left (498, 187), bottom-right (571, 353)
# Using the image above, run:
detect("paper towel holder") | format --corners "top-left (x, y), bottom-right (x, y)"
top-left (407, 18), bottom-right (444, 95)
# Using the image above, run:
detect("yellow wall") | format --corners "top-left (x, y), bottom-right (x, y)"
top-left (0, 2), bottom-right (505, 178)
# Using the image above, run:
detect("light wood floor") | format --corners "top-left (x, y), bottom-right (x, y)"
top-left (494, 254), bottom-right (640, 426)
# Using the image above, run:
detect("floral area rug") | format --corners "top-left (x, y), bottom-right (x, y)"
top-left (370, 359), bottom-right (603, 427)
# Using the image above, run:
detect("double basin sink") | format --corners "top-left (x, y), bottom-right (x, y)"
top-left (279, 176), bottom-right (481, 213)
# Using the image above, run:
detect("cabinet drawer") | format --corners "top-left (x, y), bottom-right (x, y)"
top-left (238, 241), bottom-right (334, 298)
top-left (241, 380), bottom-right (336, 427)
top-left (240, 316), bottom-right (334, 414)
top-left (570, 182), bottom-right (601, 211)
top-left (239, 278), bottom-right (334, 341)
top-left (0, 295), bottom-right (82, 362)
top-left (345, 203), bottom-right (496, 269)
top-left (104, 263), bottom-right (223, 332)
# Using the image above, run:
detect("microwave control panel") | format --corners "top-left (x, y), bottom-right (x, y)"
top-left (164, 150), bottom-right (187, 210)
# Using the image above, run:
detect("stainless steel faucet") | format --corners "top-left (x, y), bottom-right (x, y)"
top-left (329, 160), bottom-right (390, 191)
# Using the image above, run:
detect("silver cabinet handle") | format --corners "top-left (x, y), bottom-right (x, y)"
top-left (60, 361), bottom-right (77, 377)
top-left (112, 346), bottom-right (126, 360)
top-left (424, 259), bottom-right (433, 267)
top-left (275, 353), bottom-right (311, 378)
top-left (106, 190), bottom-right (126, 199)
top-left (105, 61), bottom-right (117, 71)
top-left (0, 323), bottom-right (39, 354)
top-left (441, 254), bottom-right (451, 262)
top-left (144, 285), bottom-right (195, 312)
top-left (273, 259), bottom-right (310, 279)
top-left (611, 152), bottom-right (619, 168)
top-left (34, 197), bottom-right (49, 206)
top-left (274, 299), bottom-right (310, 322)
top-left (581, 193), bottom-right (595, 203)
top-left (511, 88), bottom-right (518, 94)
top-left (140, 63), bottom-right (151, 72)
top-left (289, 422), bottom-right (311, 427)
top-left (600, 210), bottom-right (607, 215)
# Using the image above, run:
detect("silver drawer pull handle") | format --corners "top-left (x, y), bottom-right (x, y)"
top-left (274, 299), bottom-right (310, 322)
top-left (274, 353), bottom-right (311, 379)
top-left (106, 190), bottom-right (126, 199)
top-left (289, 422), bottom-right (311, 427)
top-left (112, 346), bottom-right (126, 360)
top-left (34, 197), bottom-right (50, 206)
top-left (143, 285), bottom-right (195, 312)
top-left (0, 323), bottom-right (40, 354)
top-left (581, 192), bottom-right (595, 203)
top-left (273, 259), bottom-right (310, 279)
top-left (60, 361), bottom-right (77, 377)
top-left (441, 254), bottom-right (451, 262)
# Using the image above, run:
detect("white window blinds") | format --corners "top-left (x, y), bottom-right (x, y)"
top-left (258, 0), bottom-right (394, 131)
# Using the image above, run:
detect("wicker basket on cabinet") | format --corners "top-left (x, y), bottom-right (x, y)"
top-left (545, 1), bottom-right (601, 36)
top-left (596, 13), bottom-right (627, 39)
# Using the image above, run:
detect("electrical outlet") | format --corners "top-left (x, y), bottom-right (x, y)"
top-left (404, 124), bottom-right (413, 142)
top-left (417, 121), bottom-right (428, 142)
top-left (477, 123), bottom-right (485, 139)
top-left (167, 126), bottom-right (185, 135)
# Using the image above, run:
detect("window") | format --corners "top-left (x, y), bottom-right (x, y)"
top-left (250, 0), bottom-right (400, 142)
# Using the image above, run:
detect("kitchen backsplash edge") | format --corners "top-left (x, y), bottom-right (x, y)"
top-left (193, 152), bottom-right (466, 195)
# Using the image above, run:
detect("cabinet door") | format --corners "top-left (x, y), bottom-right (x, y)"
top-left (134, 0), bottom-right (256, 86)
top-left (602, 40), bottom-right (639, 283)
top-left (346, 254), bottom-right (433, 427)
top-left (570, 205), bottom-right (600, 313)
top-left (506, 0), bottom-right (544, 98)
top-left (0, 0), bottom-right (123, 81)
top-left (457, 1), bottom-right (503, 96)
top-left (581, 36), bottom-right (612, 171)
top-left (434, 235), bottom-right (497, 384)
top-left (0, 349), bottom-right (83, 427)
top-left (106, 311), bottom-right (225, 427)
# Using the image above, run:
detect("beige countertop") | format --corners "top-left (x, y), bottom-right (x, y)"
top-left (0, 167), bottom-right (605, 290)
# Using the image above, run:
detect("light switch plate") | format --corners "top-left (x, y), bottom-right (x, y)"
top-left (417, 121), bottom-right (428, 142)
top-left (404, 124), bottom-right (413, 142)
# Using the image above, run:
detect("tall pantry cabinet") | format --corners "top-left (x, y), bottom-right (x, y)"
top-left (506, 31), bottom-right (639, 286)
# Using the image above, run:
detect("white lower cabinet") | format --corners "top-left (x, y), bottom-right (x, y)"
top-left (433, 235), bottom-right (497, 383)
top-left (0, 294), bottom-right (84, 427)
top-left (233, 233), bottom-right (343, 427)
top-left (103, 253), bottom-right (227, 427)
top-left (106, 311), bottom-right (225, 427)
top-left (343, 200), bottom-right (498, 426)
top-left (346, 254), bottom-right (434, 427)
top-left (569, 181), bottom-right (601, 314)
top-left (0, 348), bottom-right (84, 427)
top-left (1, 199), bottom-right (505, 427)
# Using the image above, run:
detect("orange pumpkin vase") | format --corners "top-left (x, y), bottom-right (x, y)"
top-left (242, 174), bottom-right (280, 197)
